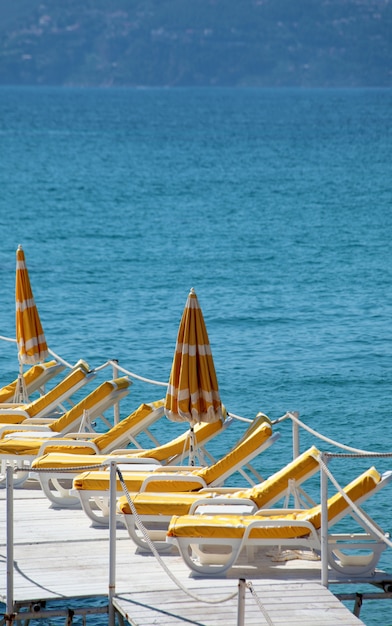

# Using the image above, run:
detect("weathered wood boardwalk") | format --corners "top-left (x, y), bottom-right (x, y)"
top-left (113, 582), bottom-right (365, 625)
top-left (0, 481), bottom-right (386, 625)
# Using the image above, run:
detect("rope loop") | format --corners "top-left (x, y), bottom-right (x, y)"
top-left (287, 411), bottom-right (392, 455)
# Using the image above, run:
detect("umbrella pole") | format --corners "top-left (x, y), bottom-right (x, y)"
top-left (14, 362), bottom-right (28, 404)
top-left (189, 426), bottom-right (195, 466)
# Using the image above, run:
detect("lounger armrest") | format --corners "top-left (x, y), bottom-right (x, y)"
top-left (37, 439), bottom-right (101, 455)
top-left (328, 532), bottom-right (390, 546)
top-left (0, 423), bottom-right (50, 438)
top-left (152, 465), bottom-right (203, 472)
top-left (0, 409), bottom-right (30, 420)
top-left (109, 448), bottom-right (145, 455)
top-left (254, 508), bottom-right (306, 515)
top-left (22, 417), bottom-right (59, 424)
top-left (328, 532), bottom-right (383, 541)
top-left (0, 403), bottom-right (24, 408)
top-left (140, 474), bottom-right (207, 492)
top-left (190, 497), bottom-right (257, 514)
top-left (100, 457), bottom-right (161, 466)
top-left (64, 432), bottom-right (99, 439)
top-left (0, 408), bottom-right (29, 416)
top-left (198, 487), bottom-right (243, 493)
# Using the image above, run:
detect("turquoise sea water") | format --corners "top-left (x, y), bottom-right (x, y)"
top-left (0, 86), bottom-right (392, 625)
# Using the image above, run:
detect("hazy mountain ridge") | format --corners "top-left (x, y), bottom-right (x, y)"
top-left (0, 0), bottom-right (391, 86)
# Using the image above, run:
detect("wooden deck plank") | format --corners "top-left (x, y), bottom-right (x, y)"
top-left (113, 585), bottom-right (364, 626)
top-left (0, 484), bottom-right (374, 625)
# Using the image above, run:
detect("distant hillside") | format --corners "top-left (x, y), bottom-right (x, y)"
top-left (0, 0), bottom-right (391, 86)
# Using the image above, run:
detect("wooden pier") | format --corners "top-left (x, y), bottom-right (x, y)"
top-left (1, 480), bottom-right (390, 625)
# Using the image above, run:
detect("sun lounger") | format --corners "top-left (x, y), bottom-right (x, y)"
top-left (0, 361), bottom-right (95, 427)
top-left (31, 410), bottom-right (231, 507)
top-left (118, 445), bottom-right (321, 551)
top-left (72, 417), bottom-right (279, 526)
top-left (166, 467), bottom-right (392, 576)
top-left (31, 399), bottom-right (169, 506)
top-left (0, 377), bottom-right (131, 486)
top-left (0, 360), bottom-right (65, 403)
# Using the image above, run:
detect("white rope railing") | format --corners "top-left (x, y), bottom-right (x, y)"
top-left (11, 462), bottom-right (272, 623)
top-left (0, 334), bottom-right (74, 369)
top-left (285, 411), bottom-right (378, 455)
top-left (116, 466), bottom-right (238, 605)
top-left (246, 582), bottom-right (275, 626)
top-left (0, 338), bottom-right (264, 429)
top-left (0, 334), bottom-right (17, 344)
top-left (226, 411), bottom-right (253, 423)
top-left (107, 360), bottom-right (168, 387)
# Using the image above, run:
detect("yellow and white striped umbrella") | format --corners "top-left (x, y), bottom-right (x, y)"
top-left (165, 288), bottom-right (223, 426)
top-left (15, 245), bottom-right (49, 365)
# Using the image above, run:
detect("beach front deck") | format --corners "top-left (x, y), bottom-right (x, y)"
top-left (1, 480), bottom-right (391, 625)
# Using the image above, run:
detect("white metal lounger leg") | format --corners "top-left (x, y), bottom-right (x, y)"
top-left (37, 472), bottom-right (81, 508)
top-left (77, 490), bottom-right (115, 526)
top-left (327, 534), bottom-right (387, 576)
top-left (169, 536), bottom-right (244, 575)
top-left (123, 514), bottom-right (174, 552)
top-left (167, 519), bottom-right (321, 576)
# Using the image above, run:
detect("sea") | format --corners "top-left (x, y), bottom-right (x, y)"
top-left (0, 86), bottom-right (391, 625)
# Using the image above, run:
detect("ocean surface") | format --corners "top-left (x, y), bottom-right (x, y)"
top-left (0, 86), bottom-right (392, 625)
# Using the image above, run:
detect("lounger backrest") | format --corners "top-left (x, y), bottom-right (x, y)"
top-left (135, 417), bottom-right (226, 462)
top-left (23, 364), bottom-right (93, 418)
top-left (166, 467), bottom-right (385, 542)
top-left (0, 360), bottom-right (65, 403)
top-left (231, 446), bottom-right (320, 508)
top-left (299, 466), bottom-right (382, 530)
top-left (89, 400), bottom-right (164, 453)
top-left (193, 421), bottom-right (273, 485)
top-left (233, 413), bottom-right (271, 445)
top-left (49, 377), bottom-right (130, 434)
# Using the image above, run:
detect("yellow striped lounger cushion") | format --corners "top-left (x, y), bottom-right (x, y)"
top-left (73, 422), bottom-right (273, 493)
top-left (167, 467), bottom-right (381, 540)
top-left (0, 378), bottom-right (130, 454)
top-left (117, 445), bottom-right (321, 517)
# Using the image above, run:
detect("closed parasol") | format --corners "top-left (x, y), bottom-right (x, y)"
top-left (14, 245), bottom-right (49, 401)
top-left (164, 288), bottom-right (223, 464)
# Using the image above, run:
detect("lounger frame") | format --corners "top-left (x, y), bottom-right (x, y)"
top-left (166, 470), bottom-right (392, 577)
top-left (74, 430), bottom-right (280, 526)
top-left (121, 446), bottom-right (321, 552)
top-left (0, 378), bottom-right (130, 487)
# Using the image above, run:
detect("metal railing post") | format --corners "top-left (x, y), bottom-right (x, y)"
top-left (292, 411), bottom-right (300, 459)
top-left (237, 578), bottom-right (246, 626)
top-left (112, 360), bottom-right (120, 424)
top-left (108, 461), bottom-right (117, 626)
top-left (320, 452), bottom-right (329, 587)
top-left (6, 465), bottom-right (14, 626)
